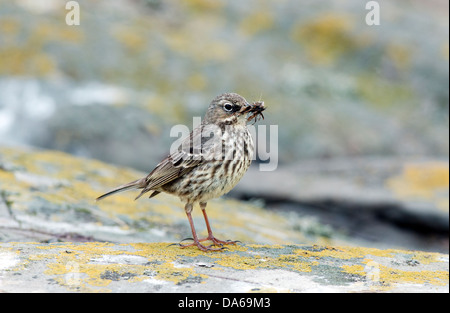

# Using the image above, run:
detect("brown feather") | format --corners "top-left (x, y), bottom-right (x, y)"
top-left (96, 178), bottom-right (144, 201)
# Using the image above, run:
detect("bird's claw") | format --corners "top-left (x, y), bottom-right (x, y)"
top-left (169, 238), bottom-right (225, 252)
top-left (199, 237), bottom-right (240, 246)
top-left (179, 242), bottom-right (226, 252)
top-left (170, 236), bottom-right (239, 252)
top-left (179, 237), bottom-right (194, 243)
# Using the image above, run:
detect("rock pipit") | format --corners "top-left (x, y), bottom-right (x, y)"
top-left (97, 93), bottom-right (265, 251)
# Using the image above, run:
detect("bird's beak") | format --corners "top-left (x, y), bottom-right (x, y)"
top-left (240, 101), bottom-right (265, 113)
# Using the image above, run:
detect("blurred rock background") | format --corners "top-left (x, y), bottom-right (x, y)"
top-left (0, 0), bottom-right (448, 252)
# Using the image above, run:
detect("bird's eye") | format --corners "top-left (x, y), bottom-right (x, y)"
top-left (223, 103), bottom-right (233, 112)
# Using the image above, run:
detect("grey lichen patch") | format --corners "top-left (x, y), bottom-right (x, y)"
top-left (0, 242), bottom-right (448, 292)
top-left (100, 270), bottom-right (137, 281)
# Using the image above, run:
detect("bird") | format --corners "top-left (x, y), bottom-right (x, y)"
top-left (96, 93), bottom-right (266, 251)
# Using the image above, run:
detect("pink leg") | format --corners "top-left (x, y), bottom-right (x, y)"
top-left (198, 202), bottom-right (239, 246)
top-left (177, 203), bottom-right (225, 252)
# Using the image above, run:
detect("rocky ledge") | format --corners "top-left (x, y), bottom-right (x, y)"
top-left (0, 242), bottom-right (448, 293)
top-left (0, 145), bottom-right (448, 292)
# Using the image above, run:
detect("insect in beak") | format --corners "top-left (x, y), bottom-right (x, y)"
top-left (245, 101), bottom-right (266, 124)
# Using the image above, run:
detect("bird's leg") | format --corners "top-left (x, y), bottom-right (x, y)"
top-left (198, 202), bottom-right (239, 246)
top-left (177, 203), bottom-right (224, 252)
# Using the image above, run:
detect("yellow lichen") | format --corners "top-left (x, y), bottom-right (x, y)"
top-left (239, 10), bottom-right (274, 36)
top-left (111, 26), bottom-right (146, 53)
top-left (34, 242), bottom-right (208, 292)
top-left (290, 13), bottom-right (360, 65)
top-left (182, 0), bottom-right (225, 12)
top-left (209, 245), bottom-right (316, 273)
top-left (0, 169), bottom-right (15, 182)
top-left (411, 251), bottom-right (448, 265)
top-left (2, 242), bottom-right (448, 293)
top-left (342, 259), bottom-right (449, 288)
top-left (386, 43), bottom-right (411, 70)
top-left (386, 162), bottom-right (449, 211)
top-left (293, 245), bottom-right (400, 260)
top-left (187, 73), bottom-right (208, 91)
top-left (0, 17), bottom-right (21, 36)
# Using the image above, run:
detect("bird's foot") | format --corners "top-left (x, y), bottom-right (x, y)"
top-left (172, 238), bottom-right (226, 252)
top-left (199, 236), bottom-right (240, 246)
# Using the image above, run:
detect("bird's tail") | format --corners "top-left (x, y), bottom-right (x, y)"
top-left (96, 179), bottom-right (143, 201)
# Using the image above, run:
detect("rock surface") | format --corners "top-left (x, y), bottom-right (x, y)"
top-left (0, 146), bottom-right (448, 293)
top-left (232, 158), bottom-right (449, 252)
top-left (0, 242), bottom-right (448, 293)
top-left (0, 145), bottom-right (314, 246)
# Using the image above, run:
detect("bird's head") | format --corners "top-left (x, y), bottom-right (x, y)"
top-left (204, 93), bottom-right (265, 126)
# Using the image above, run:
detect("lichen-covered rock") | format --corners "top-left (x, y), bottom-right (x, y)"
top-left (0, 242), bottom-right (448, 293)
top-left (0, 145), bottom-right (312, 245)
top-left (0, 146), bottom-right (448, 293)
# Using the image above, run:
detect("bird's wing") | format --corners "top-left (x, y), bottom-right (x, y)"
top-left (135, 124), bottom-right (222, 199)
